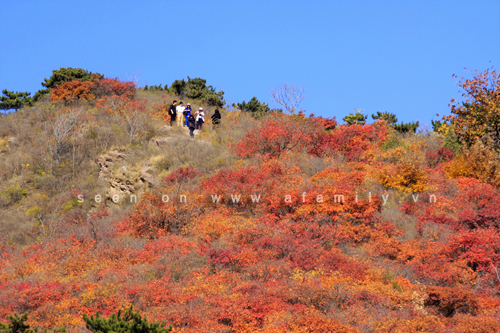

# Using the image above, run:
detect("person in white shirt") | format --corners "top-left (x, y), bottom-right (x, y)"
top-left (196, 107), bottom-right (205, 130)
top-left (176, 101), bottom-right (185, 127)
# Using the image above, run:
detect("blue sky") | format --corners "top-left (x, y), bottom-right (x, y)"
top-left (1, 1), bottom-right (499, 125)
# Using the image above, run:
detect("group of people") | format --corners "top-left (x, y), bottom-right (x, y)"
top-left (168, 100), bottom-right (222, 137)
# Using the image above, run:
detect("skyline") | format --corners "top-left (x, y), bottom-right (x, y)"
top-left (1, 0), bottom-right (499, 125)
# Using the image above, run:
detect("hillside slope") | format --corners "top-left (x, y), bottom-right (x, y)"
top-left (1, 73), bottom-right (500, 332)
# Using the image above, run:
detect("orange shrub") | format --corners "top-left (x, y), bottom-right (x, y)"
top-left (375, 144), bottom-right (429, 193)
top-left (445, 140), bottom-right (500, 186)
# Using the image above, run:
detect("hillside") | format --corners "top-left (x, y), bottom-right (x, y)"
top-left (1, 68), bottom-right (500, 332)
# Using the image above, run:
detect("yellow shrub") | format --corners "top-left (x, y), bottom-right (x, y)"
top-left (375, 144), bottom-right (429, 193)
top-left (445, 141), bottom-right (500, 186)
top-left (0, 137), bottom-right (8, 150)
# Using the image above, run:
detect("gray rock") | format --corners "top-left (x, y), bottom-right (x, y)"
top-left (7, 137), bottom-right (19, 148)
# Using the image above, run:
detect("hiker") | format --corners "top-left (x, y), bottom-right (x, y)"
top-left (183, 103), bottom-right (192, 127)
top-left (187, 114), bottom-right (196, 137)
top-left (168, 100), bottom-right (177, 127)
top-left (196, 107), bottom-right (205, 130)
top-left (211, 109), bottom-right (221, 129)
top-left (176, 101), bottom-right (185, 127)
top-left (194, 107), bottom-right (200, 121)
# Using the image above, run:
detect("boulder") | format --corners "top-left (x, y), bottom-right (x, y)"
top-left (7, 137), bottom-right (18, 148)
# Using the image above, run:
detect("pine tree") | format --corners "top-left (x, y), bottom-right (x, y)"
top-left (0, 90), bottom-right (34, 111)
top-left (83, 306), bottom-right (172, 333)
top-left (236, 96), bottom-right (271, 117)
top-left (41, 68), bottom-right (102, 89)
top-left (32, 89), bottom-right (50, 101)
top-left (0, 313), bottom-right (35, 333)
top-left (169, 79), bottom-right (187, 96)
top-left (393, 121), bottom-right (419, 133)
top-left (372, 111), bottom-right (398, 125)
top-left (343, 109), bottom-right (367, 125)
top-left (0, 313), bottom-right (65, 333)
top-left (168, 77), bottom-right (224, 107)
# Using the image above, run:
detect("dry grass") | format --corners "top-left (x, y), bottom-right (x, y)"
top-left (0, 88), bottom-right (257, 243)
top-left (151, 136), bottom-right (236, 176)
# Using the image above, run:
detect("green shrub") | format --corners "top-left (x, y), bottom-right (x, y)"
top-left (83, 306), bottom-right (172, 333)
top-left (381, 135), bottom-right (401, 150)
top-left (2, 185), bottom-right (28, 204)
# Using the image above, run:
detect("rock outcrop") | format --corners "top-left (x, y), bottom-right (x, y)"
top-left (98, 151), bottom-right (155, 203)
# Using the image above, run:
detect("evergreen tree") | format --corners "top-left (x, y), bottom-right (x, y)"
top-left (343, 109), bottom-right (367, 125)
top-left (83, 306), bottom-right (172, 333)
top-left (169, 79), bottom-right (186, 96)
top-left (41, 67), bottom-right (102, 89)
top-left (168, 77), bottom-right (224, 107)
top-left (32, 89), bottom-right (50, 101)
top-left (0, 313), bottom-right (34, 333)
top-left (143, 84), bottom-right (166, 92)
top-left (0, 313), bottom-right (65, 333)
top-left (393, 121), bottom-right (420, 133)
top-left (431, 120), bottom-right (444, 132)
top-left (372, 111), bottom-right (398, 125)
top-left (0, 90), bottom-right (34, 111)
top-left (236, 96), bottom-right (271, 117)
top-left (29, 67), bottom-right (103, 102)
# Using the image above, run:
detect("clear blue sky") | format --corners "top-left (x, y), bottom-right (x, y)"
top-left (1, 1), bottom-right (499, 125)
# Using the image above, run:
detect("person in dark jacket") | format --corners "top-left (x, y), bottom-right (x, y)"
top-left (211, 109), bottom-right (221, 129)
top-left (168, 100), bottom-right (177, 126)
top-left (187, 114), bottom-right (196, 137)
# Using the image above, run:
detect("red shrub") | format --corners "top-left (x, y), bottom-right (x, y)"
top-left (427, 147), bottom-right (455, 167)
top-left (50, 76), bottom-right (135, 104)
top-left (445, 228), bottom-right (500, 273)
top-left (93, 77), bottom-right (135, 100)
top-left (308, 122), bottom-right (388, 161)
top-left (235, 114), bottom-right (318, 158)
top-left (50, 79), bottom-right (96, 103)
top-left (163, 167), bottom-right (200, 185)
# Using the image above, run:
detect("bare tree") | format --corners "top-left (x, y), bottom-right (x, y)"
top-left (122, 106), bottom-right (143, 144)
top-left (104, 96), bottom-right (143, 144)
top-left (270, 83), bottom-right (305, 114)
top-left (34, 203), bottom-right (65, 243)
top-left (45, 107), bottom-right (87, 171)
top-left (125, 70), bottom-right (142, 87)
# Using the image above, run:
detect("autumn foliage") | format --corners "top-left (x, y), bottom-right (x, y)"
top-left (50, 75), bottom-right (135, 105)
top-left (3, 68), bottom-right (500, 332)
top-left (446, 68), bottom-right (500, 147)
